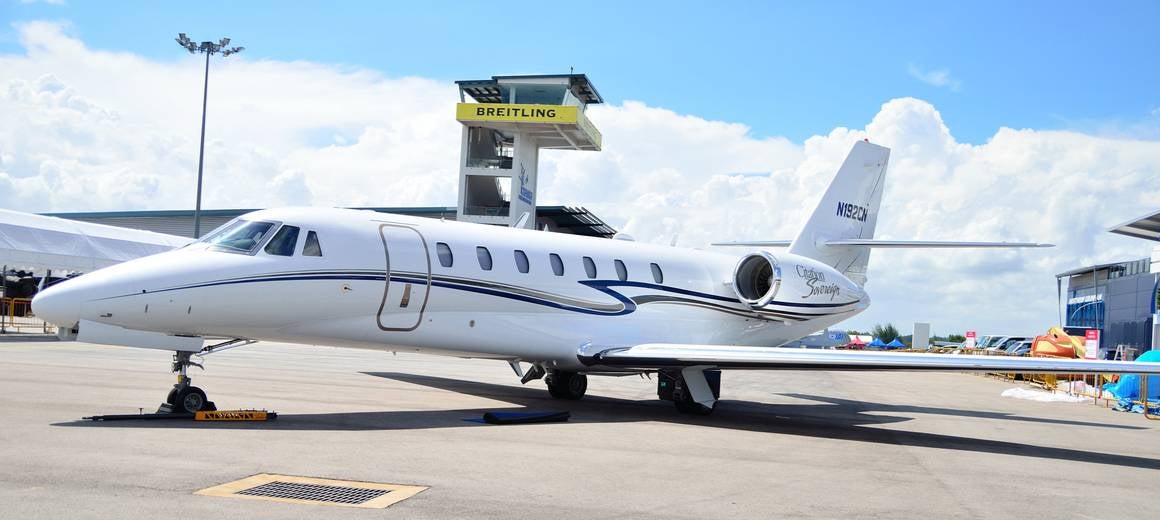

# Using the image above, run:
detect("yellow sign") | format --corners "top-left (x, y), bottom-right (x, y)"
top-left (195, 410), bottom-right (269, 421)
top-left (456, 103), bottom-right (579, 124)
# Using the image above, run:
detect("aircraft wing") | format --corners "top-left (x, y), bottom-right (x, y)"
top-left (578, 344), bottom-right (1160, 374)
top-left (711, 240), bottom-right (1052, 248)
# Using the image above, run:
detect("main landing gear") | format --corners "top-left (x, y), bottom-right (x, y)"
top-left (658, 367), bottom-right (721, 415)
top-left (159, 351), bottom-right (216, 414)
top-left (545, 369), bottom-right (588, 400)
top-left (513, 362), bottom-right (588, 400)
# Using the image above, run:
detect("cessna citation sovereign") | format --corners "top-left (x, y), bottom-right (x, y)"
top-left (32, 141), bottom-right (1160, 415)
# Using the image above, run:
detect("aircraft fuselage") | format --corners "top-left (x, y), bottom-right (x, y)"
top-left (33, 207), bottom-right (868, 370)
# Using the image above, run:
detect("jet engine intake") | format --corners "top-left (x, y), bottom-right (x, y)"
top-left (732, 252), bottom-right (781, 308)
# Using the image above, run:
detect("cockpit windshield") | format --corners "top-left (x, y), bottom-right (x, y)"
top-left (199, 220), bottom-right (277, 254)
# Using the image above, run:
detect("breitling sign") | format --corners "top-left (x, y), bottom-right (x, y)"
top-left (456, 103), bottom-right (578, 124)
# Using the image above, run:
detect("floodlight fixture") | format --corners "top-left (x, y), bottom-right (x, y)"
top-left (176, 33), bottom-right (197, 53)
top-left (174, 33), bottom-right (245, 238)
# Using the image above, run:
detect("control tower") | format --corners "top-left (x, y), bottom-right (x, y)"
top-left (454, 74), bottom-right (603, 229)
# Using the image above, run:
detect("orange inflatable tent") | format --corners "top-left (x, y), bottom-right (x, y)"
top-left (1031, 326), bottom-right (1085, 359)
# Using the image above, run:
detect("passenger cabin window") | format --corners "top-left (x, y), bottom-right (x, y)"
top-left (614, 259), bottom-right (628, 282)
top-left (303, 231), bottom-right (323, 257)
top-left (549, 253), bottom-right (564, 276)
top-left (582, 256), bottom-right (597, 279)
top-left (202, 220), bottom-right (276, 254)
top-left (650, 263), bottom-right (664, 284)
top-left (477, 246), bottom-right (493, 271)
top-left (514, 250), bottom-right (530, 273)
top-left (436, 242), bottom-right (453, 267)
top-left (264, 225), bottom-right (300, 256)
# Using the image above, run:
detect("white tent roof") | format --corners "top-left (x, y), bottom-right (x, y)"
top-left (0, 209), bottom-right (192, 273)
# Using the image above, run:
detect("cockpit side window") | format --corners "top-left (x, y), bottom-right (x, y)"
top-left (199, 218), bottom-right (244, 242)
top-left (264, 225), bottom-right (301, 256)
top-left (201, 220), bottom-right (277, 254)
top-left (303, 231), bottom-right (323, 257)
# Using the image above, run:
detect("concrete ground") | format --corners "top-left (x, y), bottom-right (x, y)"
top-left (1, 340), bottom-right (1157, 519)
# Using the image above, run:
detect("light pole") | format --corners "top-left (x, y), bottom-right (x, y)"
top-left (175, 33), bottom-right (244, 238)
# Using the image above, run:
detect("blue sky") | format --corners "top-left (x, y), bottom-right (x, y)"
top-left (2, 1), bottom-right (1158, 333)
top-left (3, 0), bottom-right (1158, 143)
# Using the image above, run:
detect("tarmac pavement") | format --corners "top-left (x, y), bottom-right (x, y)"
top-left (1, 340), bottom-right (1157, 519)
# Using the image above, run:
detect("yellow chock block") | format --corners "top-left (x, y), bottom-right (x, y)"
top-left (195, 410), bottom-right (273, 421)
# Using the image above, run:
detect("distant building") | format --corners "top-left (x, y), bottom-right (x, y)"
top-left (1056, 210), bottom-right (1160, 355)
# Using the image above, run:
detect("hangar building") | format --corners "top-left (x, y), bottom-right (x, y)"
top-left (1057, 210), bottom-right (1160, 356)
top-left (44, 206), bottom-right (616, 240)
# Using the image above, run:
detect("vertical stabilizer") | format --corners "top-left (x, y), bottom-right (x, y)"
top-left (788, 141), bottom-right (890, 285)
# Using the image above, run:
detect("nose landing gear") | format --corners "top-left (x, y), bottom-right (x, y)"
top-left (159, 351), bottom-right (216, 414)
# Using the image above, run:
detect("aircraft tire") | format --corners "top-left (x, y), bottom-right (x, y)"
top-left (174, 386), bottom-right (209, 413)
top-left (546, 371), bottom-right (587, 400)
top-left (673, 382), bottom-right (716, 415)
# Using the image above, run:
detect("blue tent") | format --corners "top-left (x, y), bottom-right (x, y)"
top-left (886, 338), bottom-right (906, 349)
top-left (868, 338), bottom-right (887, 348)
top-left (1103, 349), bottom-right (1160, 401)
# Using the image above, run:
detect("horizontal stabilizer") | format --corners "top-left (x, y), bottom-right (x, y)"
top-left (579, 343), bottom-right (1160, 374)
top-left (711, 240), bottom-right (792, 247)
top-left (712, 239), bottom-right (1053, 248)
top-left (823, 239), bottom-right (1054, 248)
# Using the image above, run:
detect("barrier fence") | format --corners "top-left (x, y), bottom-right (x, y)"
top-left (953, 347), bottom-right (1159, 421)
top-left (0, 297), bottom-right (51, 334)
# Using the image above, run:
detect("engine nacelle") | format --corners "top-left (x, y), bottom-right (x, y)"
top-left (731, 251), bottom-right (782, 308)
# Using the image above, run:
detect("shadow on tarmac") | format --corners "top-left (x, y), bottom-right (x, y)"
top-left (54, 371), bottom-right (1159, 470)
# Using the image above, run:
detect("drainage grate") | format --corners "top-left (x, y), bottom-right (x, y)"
top-left (237, 481), bottom-right (389, 504)
top-left (196, 473), bottom-right (427, 509)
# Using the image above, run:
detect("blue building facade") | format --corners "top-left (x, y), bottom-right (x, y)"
top-left (1059, 258), bottom-right (1158, 356)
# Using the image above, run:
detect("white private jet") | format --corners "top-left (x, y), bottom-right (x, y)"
top-left (31, 141), bottom-right (1160, 415)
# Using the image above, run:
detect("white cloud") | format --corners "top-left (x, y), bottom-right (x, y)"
top-left (907, 64), bottom-right (962, 92)
top-left (2, 21), bottom-right (1158, 335)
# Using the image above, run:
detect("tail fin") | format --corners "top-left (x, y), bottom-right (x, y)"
top-left (788, 140), bottom-right (890, 285)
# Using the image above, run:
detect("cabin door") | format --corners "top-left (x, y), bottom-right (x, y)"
top-left (377, 224), bottom-right (431, 331)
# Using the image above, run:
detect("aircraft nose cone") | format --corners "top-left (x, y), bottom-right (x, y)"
top-left (31, 283), bottom-right (81, 329)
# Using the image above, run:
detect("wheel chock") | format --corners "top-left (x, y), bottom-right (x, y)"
top-left (195, 409), bottom-right (276, 421)
top-left (83, 409), bottom-right (276, 421)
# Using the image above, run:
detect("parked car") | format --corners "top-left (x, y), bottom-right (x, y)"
top-left (986, 336), bottom-right (1028, 352)
top-left (1006, 340), bottom-right (1033, 356)
top-left (997, 337), bottom-right (1029, 352)
top-left (983, 336), bottom-right (1014, 351)
top-left (974, 335), bottom-right (998, 349)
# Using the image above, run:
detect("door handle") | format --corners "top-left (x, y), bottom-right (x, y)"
top-left (400, 283), bottom-right (412, 308)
